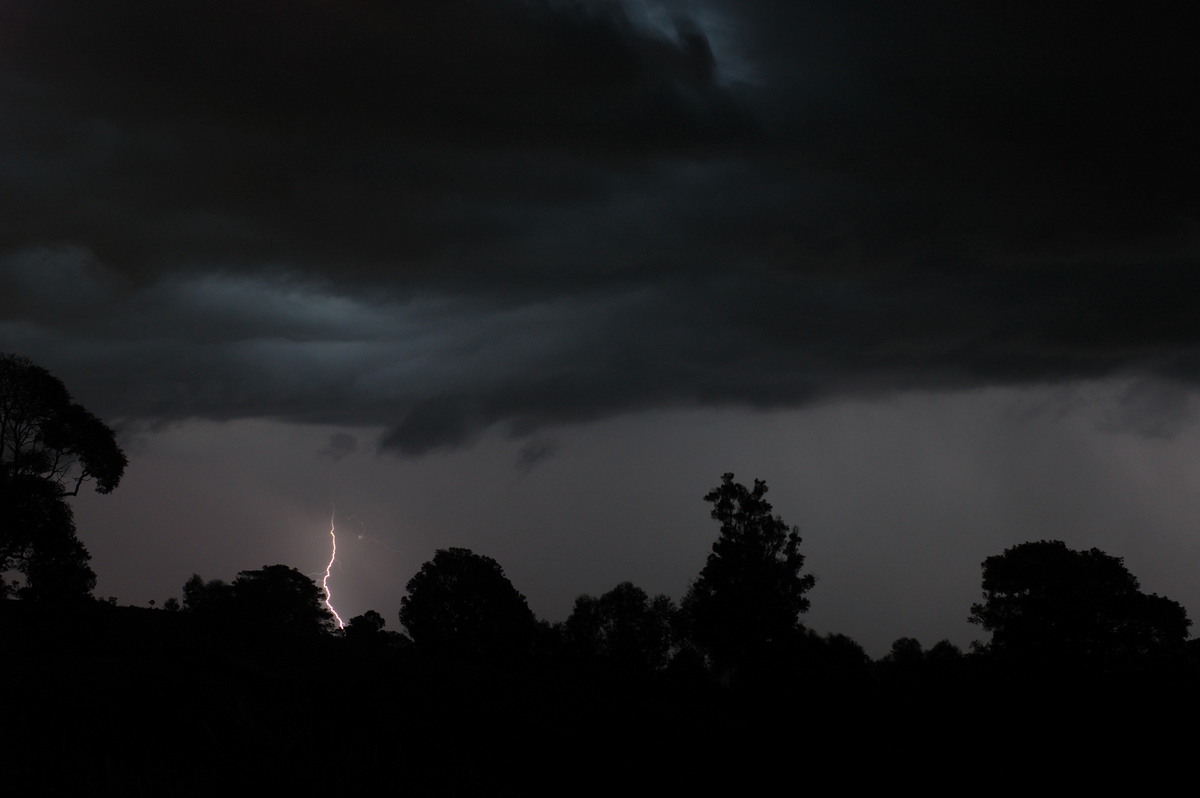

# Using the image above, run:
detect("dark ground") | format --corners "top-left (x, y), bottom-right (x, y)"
top-left (3, 601), bottom-right (1196, 795)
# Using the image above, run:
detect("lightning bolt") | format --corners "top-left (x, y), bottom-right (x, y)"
top-left (323, 508), bottom-right (345, 629)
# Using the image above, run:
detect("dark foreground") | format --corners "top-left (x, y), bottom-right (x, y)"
top-left (3, 601), bottom-right (1196, 795)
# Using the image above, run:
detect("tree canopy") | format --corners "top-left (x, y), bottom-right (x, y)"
top-left (1, 353), bottom-right (126, 600)
top-left (969, 539), bottom-right (1191, 669)
top-left (182, 565), bottom-right (336, 637)
top-left (230, 564), bottom-right (337, 636)
top-left (344, 609), bottom-right (393, 645)
top-left (563, 581), bottom-right (677, 673)
top-left (399, 547), bottom-right (536, 658)
top-left (0, 353), bottom-right (127, 496)
top-left (682, 473), bottom-right (815, 678)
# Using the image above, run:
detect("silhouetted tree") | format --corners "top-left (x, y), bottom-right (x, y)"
top-left (926, 639), bottom-right (964, 664)
top-left (2, 473), bottom-right (96, 602)
top-left (399, 547), bottom-right (536, 659)
top-left (231, 564), bottom-right (336, 636)
top-left (0, 354), bottom-right (126, 495)
top-left (563, 581), bottom-right (677, 673)
top-left (969, 540), bottom-right (1191, 670)
top-left (182, 574), bottom-right (233, 614)
top-left (345, 609), bottom-right (387, 639)
top-left (882, 637), bottom-right (926, 668)
top-left (344, 609), bottom-right (410, 650)
top-left (681, 473), bottom-right (815, 681)
top-left (0, 353), bottom-right (126, 599)
top-left (180, 566), bottom-right (335, 636)
top-left (17, 521), bottom-right (96, 601)
top-left (809, 631), bottom-right (871, 679)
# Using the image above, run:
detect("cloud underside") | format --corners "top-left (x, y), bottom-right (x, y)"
top-left (1, 1), bottom-right (1197, 454)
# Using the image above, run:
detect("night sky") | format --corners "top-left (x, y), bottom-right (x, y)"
top-left (3, 2), bottom-right (1198, 655)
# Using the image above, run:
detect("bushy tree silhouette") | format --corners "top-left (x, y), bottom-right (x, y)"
top-left (231, 564), bottom-right (337, 636)
top-left (345, 609), bottom-right (387, 640)
top-left (682, 473), bottom-right (815, 681)
top-left (0, 354), bottom-right (126, 495)
top-left (399, 547), bottom-right (536, 659)
top-left (182, 573), bottom-right (233, 614)
top-left (1, 353), bottom-right (126, 600)
top-left (180, 566), bottom-right (335, 636)
top-left (343, 608), bottom-right (408, 650)
top-left (564, 581), bottom-right (676, 673)
top-left (970, 540), bottom-right (1191, 670)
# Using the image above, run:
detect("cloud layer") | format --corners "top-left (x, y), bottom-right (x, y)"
top-left (2, 1), bottom-right (1197, 454)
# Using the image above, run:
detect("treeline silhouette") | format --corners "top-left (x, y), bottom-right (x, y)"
top-left (3, 354), bottom-right (1198, 792)
top-left (5, 481), bottom-right (1198, 793)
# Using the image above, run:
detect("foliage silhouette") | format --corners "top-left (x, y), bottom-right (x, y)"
top-left (181, 573), bottom-right (233, 614)
top-left (1, 354), bottom-right (124, 600)
top-left (399, 547), bottom-right (536, 659)
top-left (230, 564), bottom-right (337, 636)
top-left (3, 528), bottom-right (1199, 795)
top-left (563, 581), bottom-right (677, 674)
top-left (0, 353), bottom-right (127, 496)
top-left (180, 566), bottom-right (335, 636)
top-left (969, 539), bottom-right (1191, 670)
top-left (344, 608), bottom-right (408, 650)
top-left (876, 637), bottom-right (967, 698)
top-left (681, 472), bottom-right (815, 681)
top-left (345, 608), bottom-right (387, 639)
top-left (16, 514), bottom-right (96, 602)
top-left (882, 637), bottom-right (925, 668)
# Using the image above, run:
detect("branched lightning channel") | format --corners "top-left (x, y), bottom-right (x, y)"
top-left (323, 509), bottom-right (345, 629)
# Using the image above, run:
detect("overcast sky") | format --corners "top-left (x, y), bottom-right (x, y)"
top-left (3, 1), bottom-right (1198, 655)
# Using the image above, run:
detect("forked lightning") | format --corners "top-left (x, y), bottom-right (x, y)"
top-left (323, 509), bottom-right (345, 629)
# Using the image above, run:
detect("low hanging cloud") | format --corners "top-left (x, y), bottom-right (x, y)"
top-left (1, 1), bottom-right (1198, 455)
top-left (515, 439), bottom-right (561, 476)
top-left (317, 432), bottom-right (359, 463)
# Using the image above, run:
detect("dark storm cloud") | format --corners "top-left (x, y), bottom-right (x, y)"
top-left (381, 397), bottom-right (478, 457)
top-left (722, 2), bottom-right (1199, 258)
top-left (516, 439), bottom-right (560, 476)
top-left (2, 1), bottom-right (1198, 453)
top-left (317, 432), bottom-right (358, 463)
top-left (1, 0), bottom-right (749, 286)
